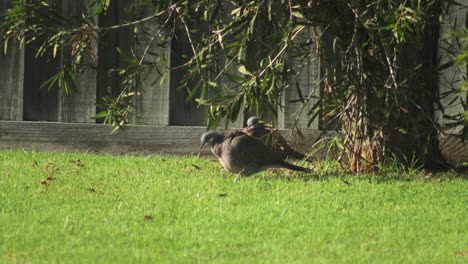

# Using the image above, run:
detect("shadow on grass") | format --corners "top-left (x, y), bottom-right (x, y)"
top-left (196, 155), bottom-right (467, 183)
top-left (249, 167), bottom-right (468, 184)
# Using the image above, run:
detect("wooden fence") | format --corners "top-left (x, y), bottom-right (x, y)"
top-left (0, 0), bottom-right (466, 165)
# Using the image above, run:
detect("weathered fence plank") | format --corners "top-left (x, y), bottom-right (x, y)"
top-left (133, 3), bottom-right (170, 125)
top-left (58, 0), bottom-right (97, 123)
top-left (0, 1), bottom-right (23, 121)
top-left (0, 121), bottom-right (208, 155)
top-left (169, 25), bottom-right (208, 126)
top-left (436, 1), bottom-right (467, 166)
top-left (0, 39), bottom-right (23, 121)
top-left (96, 0), bottom-right (133, 122)
top-left (437, 2), bottom-right (467, 134)
top-left (0, 121), bottom-right (325, 156)
top-left (97, 2), bottom-right (119, 108)
top-left (279, 26), bottom-right (320, 130)
top-left (21, 0), bottom-right (61, 121)
top-left (23, 43), bottom-right (60, 121)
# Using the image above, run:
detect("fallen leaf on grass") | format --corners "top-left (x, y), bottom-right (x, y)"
top-left (44, 162), bottom-right (60, 176)
top-left (40, 179), bottom-right (49, 193)
top-left (454, 250), bottom-right (468, 256)
top-left (68, 159), bottom-right (84, 167)
top-left (144, 215), bottom-right (153, 221)
top-left (40, 174), bottom-right (57, 193)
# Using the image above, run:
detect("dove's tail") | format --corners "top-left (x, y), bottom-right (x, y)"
top-left (280, 161), bottom-right (313, 173)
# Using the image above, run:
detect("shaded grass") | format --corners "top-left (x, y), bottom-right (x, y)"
top-left (0, 149), bottom-right (467, 263)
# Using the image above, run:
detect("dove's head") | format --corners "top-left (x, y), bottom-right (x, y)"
top-left (200, 131), bottom-right (223, 148)
top-left (246, 116), bottom-right (262, 127)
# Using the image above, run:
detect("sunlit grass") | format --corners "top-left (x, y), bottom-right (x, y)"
top-left (0, 149), bottom-right (466, 263)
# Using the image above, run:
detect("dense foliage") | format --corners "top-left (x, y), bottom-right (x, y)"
top-left (1, 0), bottom-right (466, 171)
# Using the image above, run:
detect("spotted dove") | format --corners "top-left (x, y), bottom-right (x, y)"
top-left (200, 130), bottom-right (312, 176)
top-left (243, 116), bottom-right (308, 161)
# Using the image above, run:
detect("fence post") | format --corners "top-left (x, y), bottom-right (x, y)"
top-left (133, 2), bottom-right (170, 125)
top-left (279, 26), bottom-right (320, 131)
top-left (437, 1), bottom-right (467, 134)
top-left (0, 0), bottom-right (24, 121)
top-left (437, 1), bottom-right (468, 165)
top-left (57, 0), bottom-right (97, 123)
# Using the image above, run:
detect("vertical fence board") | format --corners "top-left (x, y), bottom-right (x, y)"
top-left (22, 0), bottom-right (62, 121)
top-left (437, 1), bottom-right (467, 166)
top-left (23, 39), bottom-right (59, 121)
top-left (58, 0), bottom-right (97, 123)
top-left (96, 0), bottom-right (132, 122)
top-left (97, 1), bottom-right (118, 113)
top-left (169, 26), bottom-right (208, 126)
top-left (216, 57), bottom-right (245, 128)
top-left (0, 0), bottom-right (23, 121)
top-left (0, 38), bottom-right (23, 121)
top-left (133, 3), bottom-right (170, 125)
top-left (216, 2), bottom-right (244, 128)
top-left (437, 2), bottom-right (467, 134)
top-left (279, 26), bottom-right (320, 130)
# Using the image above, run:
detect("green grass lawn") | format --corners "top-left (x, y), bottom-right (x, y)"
top-left (0, 149), bottom-right (467, 263)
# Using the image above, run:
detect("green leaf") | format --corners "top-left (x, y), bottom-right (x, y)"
top-left (381, 24), bottom-right (395, 30)
top-left (186, 81), bottom-right (202, 102)
top-left (238, 65), bottom-right (250, 75)
top-left (53, 43), bottom-right (59, 58)
top-left (231, 7), bottom-right (241, 16)
top-left (291, 11), bottom-right (304, 18)
top-left (95, 111), bottom-right (108, 119)
top-left (225, 40), bottom-right (240, 49)
top-left (208, 81), bottom-right (218, 87)
top-left (226, 73), bottom-right (246, 83)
